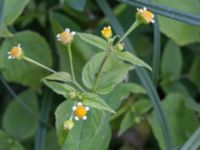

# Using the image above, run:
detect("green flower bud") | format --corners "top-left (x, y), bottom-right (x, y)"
top-left (64, 120), bottom-right (74, 130)
top-left (68, 91), bottom-right (76, 99)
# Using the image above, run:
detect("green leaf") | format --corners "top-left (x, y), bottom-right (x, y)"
top-left (0, 23), bottom-right (13, 38)
top-left (189, 56), bottom-right (200, 91)
top-left (161, 82), bottom-right (189, 96)
top-left (55, 101), bottom-right (73, 145)
top-left (161, 40), bottom-right (182, 80)
top-left (2, 0), bottom-right (29, 25)
top-left (148, 93), bottom-right (199, 150)
top-left (43, 72), bottom-right (76, 98)
top-left (0, 31), bottom-right (53, 88)
top-left (151, 0), bottom-right (200, 45)
top-left (2, 90), bottom-right (39, 140)
top-left (61, 0), bottom-right (86, 11)
top-left (82, 52), bottom-right (133, 94)
top-left (77, 33), bottom-right (107, 51)
top-left (43, 72), bottom-right (72, 82)
top-left (55, 100), bottom-right (111, 150)
top-left (43, 81), bottom-right (75, 98)
top-left (82, 92), bottom-right (115, 113)
top-left (103, 83), bottom-right (146, 110)
top-left (114, 51), bottom-right (152, 71)
top-left (161, 82), bottom-right (200, 114)
top-left (118, 110), bottom-right (135, 136)
top-left (45, 129), bottom-right (60, 150)
top-left (0, 130), bottom-right (24, 150)
top-left (134, 99), bottom-right (152, 115)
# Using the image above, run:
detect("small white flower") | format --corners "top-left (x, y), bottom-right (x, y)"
top-left (136, 7), bottom-right (155, 24)
top-left (8, 44), bottom-right (24, 59)
top-left (73, 102), bottom-right (90, 121)
top-left (56, 28), bottom-right (76, 44)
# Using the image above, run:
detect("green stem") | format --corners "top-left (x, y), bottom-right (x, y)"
top-left (24, 56), bottom-right (56, 73)
top-left (74, 81), bottom-right (85, 92)
top-left (67, 43), bottom-right (76, 81)
top-left (110, 103), bottom-right (130, 121)
top-left (92, 51), bottom-right (110, 92)
top-left (117, 20), bottom-right (141, 44)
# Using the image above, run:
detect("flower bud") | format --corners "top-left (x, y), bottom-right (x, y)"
top-left (101, 26), bottom-right (112, 39)
top-left (64, 120), bottom-right (74, 130)
top-left (115, 43), bottom-right (124, 51)
top-left (68, 91), bottom-right (77, 99)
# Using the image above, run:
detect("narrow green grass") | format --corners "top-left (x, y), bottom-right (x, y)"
top-left (180, 127), bottom-right (200, 150)
top-left (120, 0), bottom-right (200, 26)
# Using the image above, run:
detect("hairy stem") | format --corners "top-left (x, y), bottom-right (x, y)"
top-left (67, 43), bottom-right (76, 81)
top-left (24, 56), bottom-right (56, 73)
top-left (92, 52), bottom-right (110, 92)
top-left (24, 56), bottom-right (84, 92)
top-left (117, 20), bottom-right (141, 44)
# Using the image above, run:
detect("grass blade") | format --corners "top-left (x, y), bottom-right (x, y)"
top-left (0, 76), bottom-right (38, 118)
top-left (34, 89), bottom-right (53, 150)
top-left (0, 0), bottom-right (4, 36)
top-left (120, 0), bottom-right (200, 26)
top-left (152, 15), bottom-right (161, 86)
top-left (180, 127), bottom-right (200, 150)
top-left (95, 0), bottom-right (173, 150)
top-left (0, 75), bottom-right (50, 127)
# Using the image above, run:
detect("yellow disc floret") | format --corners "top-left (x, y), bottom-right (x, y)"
top-left (72, 102), bottom-right (89, 120)
top-left (56, 28), bottom-right (76, 44)
top-left (101, 26), bottom-right (112, 39)
top-left (74, 106), bottom-right (87, 118)
top-left (136, 7), bottom-right (155, 24)
top-left (8, 44), bottom-right (24, 59)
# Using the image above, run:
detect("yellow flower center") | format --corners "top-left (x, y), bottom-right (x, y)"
top-left (59, 31), bottom-right (73, 44)
top-left (74, 106), bottom-right (87, 118)
top-left (137, 9), bottom-right (154, 24)
top-left (101, 26), bottom-right (112, 39)
top-left (10, 47), bottom-right (22, 58)
top-left (141, 10), bottom-right (154, 23)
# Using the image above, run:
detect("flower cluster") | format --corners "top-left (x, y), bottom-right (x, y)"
top-left (7, 8), bottom-right (154, 133)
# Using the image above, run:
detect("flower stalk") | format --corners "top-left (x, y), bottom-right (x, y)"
top-left (67, 43), bottom-right (76, 82)
top-left (117, 20), bottom-right (141, 44)
top-left (24, 56), bottom-right (56, 73)
top-left (92, 51), bottom-right (110, 92)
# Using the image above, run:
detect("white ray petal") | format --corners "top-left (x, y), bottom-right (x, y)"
top-left (83, 116), bottom-right (87, 120)
top-left (71, 31), bottom-right (76, 36)
top-left (75, 116), bottom-right (79, 120)
top-left (65, 28), bottom-right (70, 32)
top-left (85, 106), bottom-right (90, 111)
top-left (56, 34), bottom-right (60, 38)
top-left (72, 106), bottom-right (77, 111)
top-left (77, 102), bottom-right (82, 106)
top-left (8, 56), bottom-right (12, 59)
